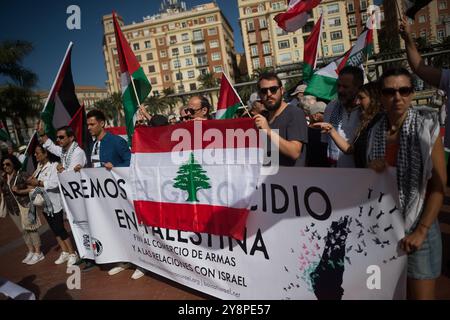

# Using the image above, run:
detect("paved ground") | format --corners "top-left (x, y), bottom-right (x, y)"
top-left (1, 191), bottom-right (449, 300)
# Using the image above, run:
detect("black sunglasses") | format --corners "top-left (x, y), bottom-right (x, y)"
top-left (180, 115), bottom-right (191, 121)
top-left (259, 86), bottom-right (280, 95)
top-left (3, 163), bottom-right (12, 167)
top-left (186, 107), bottom-right (202, 114)
top-left (381, 87), bottom-right (414, 97)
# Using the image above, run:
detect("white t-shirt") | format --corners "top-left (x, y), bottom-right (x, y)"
top-left (439, 69), bottom-right (450, 149)
top-left (91, 140), bottom-right (102, 168)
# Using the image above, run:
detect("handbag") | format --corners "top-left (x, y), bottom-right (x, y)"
top-left (19, 202), bottom-right (41, 231)
top-left (32, 193), bottom-right (45, 207)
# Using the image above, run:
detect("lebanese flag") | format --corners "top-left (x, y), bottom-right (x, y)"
top-left (112, 12), bottom-right (151, 145)
top-left (40, 42), bottom-right (82, 142)
top-left (105, 126), bottom-right (127, 141)
top-left (0, 121), bottom-right (10, 141)
top-left (215, 73), bottom-right (243, 119)
top-left (304, 28), bottom-right (374, 101)
top-left (131, 118), bottom-right (262, 240)
top-left (303, 14), bottom-right (323, 81)
top-left (405, 0), bottom-right (433, 19)
top-left (274, 0), bottom-right (321, 32)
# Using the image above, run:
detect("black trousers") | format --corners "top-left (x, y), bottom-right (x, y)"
top-left (44, 210), bottom-right (69, 240)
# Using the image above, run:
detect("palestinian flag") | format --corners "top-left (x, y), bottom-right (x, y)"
top-left (40, 42), bottom-right (82, 142)
top-left (405, 0), bottom-right (433, 19)
top-left (130, 118), bottom-right (262, 240)
top-left (112, 12), bottom-right (151, 146)
top-left (0, 121), bottom-right (10, 141)
top-left (274, 0), bottom-right (322, 32)
top-left (105, 126), bottom-right (128, 141)
top-left (215, 73), bottom-right (243, 119)
top-left (303, 14), bottom-right (323, 81)
top-left (68, 104), bottom-right (91, 150)
top-left (304, 28), bottom-right (374, 101)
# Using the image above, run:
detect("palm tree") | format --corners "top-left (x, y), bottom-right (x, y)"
top-left (236, 74), bottom-right (256, 105)
top-left (198, 72), bottom-right (218, 106)
top-left (143, 94), bottom-right (167, 115)
top-left (0, 40), bottom-right (37, 87)
top-left (162, 87), bottom-right (179, 114)
top-left (252, 67), bottom-right (274, 79)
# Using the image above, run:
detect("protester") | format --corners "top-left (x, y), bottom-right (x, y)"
top-left (168, 114), bottom-right (177, 125)
top-left (149, 114), bottom-right (169, 127)
top-left (26, 145), bottom-right (78, 266)
top-left (135, 105), bottom-right (152, 126)
top-left (305, 101), bottom-right (328, 167)
top-left (37, 123), bottom-right (87, 173)
top-left (289, 84), bottom-right (307, 109)
top-left (186, 96), bottom-right (211, 120)
top-left (179, 106), bottom-right (190, 122)
top-left (254, 72), bottom-right (308, 166)
top-left (247, 92), bottom-right (267, 117)
top-left (0, 155), bottom-right (43, 265)
top-left (322, 66), bottom-right (364, 167)
top-left (313, 82), bottom-right (383, 168)
top-left (367, 67), bottom-right (446, 300)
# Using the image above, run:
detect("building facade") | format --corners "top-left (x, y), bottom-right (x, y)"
top-left (238, 0), bottom-right (380, 76)
top-left (37, 86), bottom-right (109, 108)
top-left (102, 1), bottom-right (236, 96)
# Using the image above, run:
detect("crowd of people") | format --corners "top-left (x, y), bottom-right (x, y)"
top-left (0, 15), bottom-right (449, 299)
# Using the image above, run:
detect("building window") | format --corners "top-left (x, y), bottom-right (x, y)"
top-left (145, 41), bottom-right (151, 48)
top-left (160, 50), bottom-right (167, 58)
top-left (150, 77), bottom-right (157, 85)
top-left (172, 48), bottom-right (179, 55)
top-left (148, 65), bottom-right (156, 73)
top-left (247, 20), bottom-right (255, 31)
top-left (332, 43), bottom-right (345, 54)
top-left (207, 27), bottom-right (217, 36)
top-left (263, 42), bottom-right (271, 55)
top-left (136, 55), bottom-right (141, 62)
top-left (439, 1), bottom-right (447, 10)
top-left (170, 35), bottom-right (177, 44)
top-left (328, 17), bottom-right (341, 27)
top-left (176, 72), bottom-right (183, 81)
top-left (258, 4), bottom-right (264, 12)
top-left (437, 29), bottom-right (445, 39)
top-left (133, 43), bottom-right (140, 51)
top-left (212, 52), bottom-right (221, 61)
top-left (279, 52), bottom-right (292, 63)
top-left (323, 45), bottom-right (329, 55)
top-left (187, 70), bottom-right (195, 78)
top-left (272, 2), bottom-right (283, 10)
top-left (276, 27), bottom-right (288, 36)
top-left (330, 31), bottom-right (343, 40)
top-left (207, 15), bottom-right (216, 23)
top-left (278, 40), bottom-right (290, 49)
top-left (162, 63), bottom-right (169, 70)
top-left (213, 66), bottom-right (223, 73)
top-left (360, 0), bottom-right (367, 11)
top-left (164, 74), bottom-right (170, 82)
top-left (322, 32), bottom-right (327, 40)
top-left (199, 68), bottom-right (208, 75)
top-left (183, 45), bottom-right (191, 54)
top-left (362, 13), bottom-right (368, 24)
top-left (157, 38), bottom-right (165, 45)
top-left (348, 14), bottom-right (356, 26)
top-left (181, 22), bottom-right (187, 28)
top-left (252, 58), bottom-right (260, 69)
top-left (112, 48), bottom-right (117, 54)
top-left (259, 18), bottom-right (267, 28)
top-left (195, 44), bottom-right (206, 53)
top-left (261, 30), bottom-right (269, 41)
top-left (209, 40), bottom-right (219, 48)
top-left (264, 56), bottom-right (272, 67)
top-left (132, 31), bottom-right (139, 38)
top-left (173, 60), bottom-right (181, 68)
top-left (249, 32), bottom-right (257, 43)
top-left (251, 45), bottom-right (258, 56)
top-left (193, 30), bottom-right (203, 41)
top-left (182, 33), bottom-right (189, 41)
top-left (197, 56), bottom-right (208, 66)
top-left (293, 37), bottom-right (298, 45)
top-left (190, 83), bottom-right (197, 91)
top-left (146, 52), bottom-right (153, 61)
top-left (350, 28), bottom-right (357, 38)
top-left (245, 7), bottom-right (251, 15)
top-left (418, 15), bottom-right (426, 23)
top-left (327, 4), bottom-right (339, 14)
top-left (348, 1), bottom-right (354, 12)
top-left (186, 58), bottom-right (193, 66)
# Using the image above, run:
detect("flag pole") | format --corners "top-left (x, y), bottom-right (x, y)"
top-left (316, 14), bottom-right (325, 71)
top-left (222, 72), bottom-right (252, 118)
top-left (394, 0), bottom-right (403, 20)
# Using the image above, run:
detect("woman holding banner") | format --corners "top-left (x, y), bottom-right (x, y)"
top-left (366, 68), bottom-right (446, 300)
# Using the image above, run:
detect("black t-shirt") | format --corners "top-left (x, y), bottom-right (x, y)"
top-left (269, 104), bottom-right (308, 167)
top-left (306, 127), bottom-right (328, 167)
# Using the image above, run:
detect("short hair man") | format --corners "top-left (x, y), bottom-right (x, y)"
top-left (37, 123), bottom-right (87, 172)
top-left (322, 66), bottom-right (364, 167)
top-left (186, 96), bottom-right (211, 120)
top-left (247, 92), bottom-right (267, 117)
top-left (254, 72), bottom-right (308, 166)
top-left (77, 109), bottom-right (130, 171)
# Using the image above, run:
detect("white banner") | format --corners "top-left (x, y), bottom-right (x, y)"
top-left (59, 167), bottom-right (406, 300)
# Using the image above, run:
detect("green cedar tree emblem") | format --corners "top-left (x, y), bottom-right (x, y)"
top-left (173, 153), bottom-right (211, 202)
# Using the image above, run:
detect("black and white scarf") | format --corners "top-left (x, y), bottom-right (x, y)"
top-left (61, 141), bottom-right (79, 169)
top-left (368, 108), bottom-right (439, 231)
top-left (29, 187), bottom-right (54, 218)
top-left (328, 101), bottom-right (345, 161)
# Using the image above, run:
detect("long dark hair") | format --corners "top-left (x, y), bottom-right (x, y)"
top-left (353, 82), bottom-right (383, 142)
top-left (2, 154), bottom-right (22, 172)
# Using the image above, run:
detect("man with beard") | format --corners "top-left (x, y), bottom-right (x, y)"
top-left (322, 66), bottom-right (363, 168)
top-left (253, 72), bottom-right (308, 166)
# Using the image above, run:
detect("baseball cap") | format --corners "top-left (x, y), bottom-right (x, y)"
top-left (291, 84), bottom-right (307, 96)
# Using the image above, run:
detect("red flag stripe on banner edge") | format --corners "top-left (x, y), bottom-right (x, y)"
top-left (132, 118), bottom-right (260, 154)
top-left (133, 201), bottom-right (249, 240)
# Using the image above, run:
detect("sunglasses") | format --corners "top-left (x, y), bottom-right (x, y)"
top-left (381, 87), bottom-right (414, 97)
top-left (180, 115), bottom-right (191, 121)
top-left (56, 135), bottom-right (67, 140)
top-left (3, 163), bottom-right (12, 167)
top-left (186, 107), bottom-right (202, 114)
top-left (259, 86), bottom-right (280, 95)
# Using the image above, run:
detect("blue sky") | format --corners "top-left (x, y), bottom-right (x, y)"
top-left (0, 0), bottom-right (242, 90)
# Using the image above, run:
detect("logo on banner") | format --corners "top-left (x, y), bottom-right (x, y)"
top-left (91, 238), bottom-right (103, 257)
top-left (83, 234), bottom-right (91, 250)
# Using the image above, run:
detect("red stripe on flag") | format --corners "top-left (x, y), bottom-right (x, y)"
top-left (217, 73), bottom-right (241, 111)
top-left (132, 118), bottom-right (259, 153)
top-left (274, 0), bottom-right (321, 30)
top-left (112, 12), bottom-right (141, 74)
top-left (303, 14), bottom-right (322, 67)
top-left (105, 126), bottom-right (127, 136)
top-left (134, 200), bottom-right (249, 240)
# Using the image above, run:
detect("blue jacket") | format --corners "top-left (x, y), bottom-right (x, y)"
top-left (89, 131), bottom-right (131, 167)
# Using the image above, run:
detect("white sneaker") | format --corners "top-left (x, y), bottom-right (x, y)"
top-left (66, 253), bottom-right (78, 266)
top-left (108, 263), bottom-right (129, 276)
top-left (22, 252), bottom-right (34, 264)
top-left (27, 252), bottom-right (45, 265)
top-left (131, 268), bottom-right (145, 280)
top-left (54, 252), bottom-right (69, 265)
